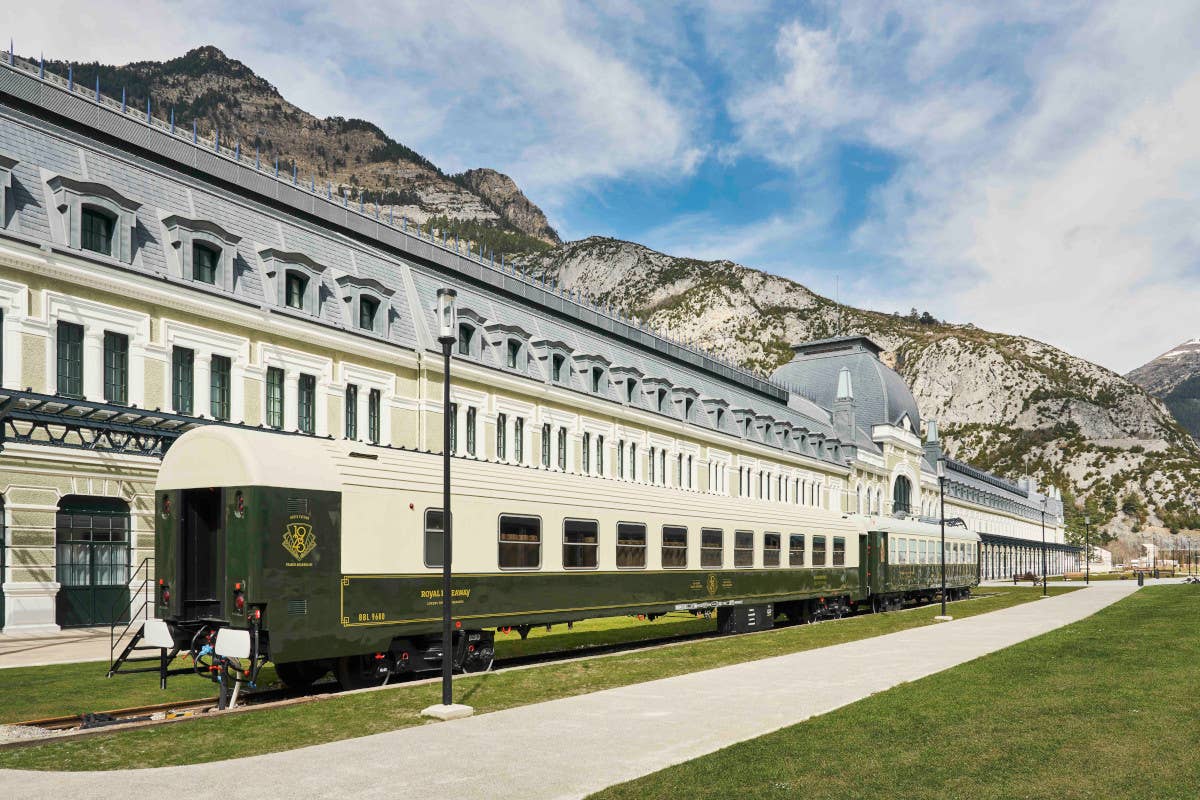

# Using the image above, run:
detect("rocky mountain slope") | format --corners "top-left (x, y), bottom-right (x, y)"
top-left (1127, 339), bottom-right (1200, 443)
top-left (54, 46), bottom-right (560, 252)
top-left (518, 238), bottom-right (1200, 537)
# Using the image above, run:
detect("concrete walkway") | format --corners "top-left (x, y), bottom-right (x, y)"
top-left (3, 582), bottom-right (1139, 799)
top-left (0, 627), bottom-right (112, 670)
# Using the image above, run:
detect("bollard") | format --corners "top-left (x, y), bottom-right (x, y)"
top-left (1137, 572), bottom-right (1145, 586)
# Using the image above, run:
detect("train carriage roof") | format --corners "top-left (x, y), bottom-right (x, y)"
top-left (158, 426), bottom-right (344, 492)
top-left (854, 514), bottom-right (981, 542)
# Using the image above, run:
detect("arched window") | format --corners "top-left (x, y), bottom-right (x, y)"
top-left (80, 207), bottom-right (116, 256)
top-left (893, 475), bottom-right (912, 515)
top-left (56, 495), bottom-right (130, 627)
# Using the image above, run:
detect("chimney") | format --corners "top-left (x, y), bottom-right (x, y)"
top-left (832, 367), bottom-right (857, 458)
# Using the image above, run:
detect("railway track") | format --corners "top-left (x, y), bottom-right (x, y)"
top-left (6, 594), bottom-right (996, 745)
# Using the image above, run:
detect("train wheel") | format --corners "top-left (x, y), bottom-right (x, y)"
top-left (335, 654), bottom-right (388, 690)
top-left (275, 659), bottom-right (329, 690)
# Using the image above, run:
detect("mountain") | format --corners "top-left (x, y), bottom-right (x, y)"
top-left (1127, 339), bottom-right (1200, 443)
top-left (517, 238), bottom-right (1200, 537)
top-left (52, 46), bottom-right (560, 253)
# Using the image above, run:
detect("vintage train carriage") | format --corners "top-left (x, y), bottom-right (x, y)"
top-left (154, 426), bottom-right (866, 687)
top-left (856, 516), bottom-right (981, 611)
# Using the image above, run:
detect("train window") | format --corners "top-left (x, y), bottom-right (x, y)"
top-left (832, 537), bottom-right (846, 566)
top-left (764, 533), bottom-right (781, 567)
top-left (701, 528), bottom-right (723, 568)
top-left (423, 509), bottom-right (444, 568)
top-left (789, 534), bottom-right (805, 567)
top-left (909, 539), bottom-right (917, 564)
top-left (499, 515), bottom-right (542, 569)
top-left (880, 536), bottom-right (888, 563)
top-left (563, 519), bottom-right (599, 569)
top-left (662, 525), bottom-right (688, 569)
top-left (617, 522), bottom-right (647, 568)
top-left (812, 535), bottom-right (827, 566)
top-left (734, 531), bottom-right (754, 567)
top-left (919, 539), bottom-right (927, 564)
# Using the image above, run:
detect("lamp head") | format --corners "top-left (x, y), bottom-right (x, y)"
top-left (437, 288), bottom-right (458, 342)
top-left (936, 457), bottom-right (945, 479)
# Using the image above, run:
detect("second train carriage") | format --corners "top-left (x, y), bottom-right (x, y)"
top-left (152, 426), bottom-right (979, 688)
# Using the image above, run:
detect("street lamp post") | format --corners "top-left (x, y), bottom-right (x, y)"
top-left (937, 457), bottom-right (947, 618)
top-left (1084, 514), bottom-right (1090, 585)
top-left (1040, 501), bottom-right (1048, 597)
top-left (422, 288), bottom-right (472, 720)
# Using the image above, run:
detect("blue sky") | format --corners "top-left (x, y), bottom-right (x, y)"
top-left (11, 1), bottom-right (1200, 373)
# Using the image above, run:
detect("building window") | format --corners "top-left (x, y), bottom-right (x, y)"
top-left (649, 447), bottom-right (656, 484)
top-left (55, 496), bottom-right (130, 627)
top-left (211, 355), bottom-right (231, 421)
top-left (659, 449), bottom-right (667, 486)
top-left (171, 346), bottom-right (194, 413)
top-left (596, 435), bottom-right (604, 475)
top-left (893, 475), bottom-right (912, 515)
top-left (497, 412), bottom-right (508, 460)
top-left (789, 534), bottom-right (805, 567)
top-left (358, 297), bottom-right (379, 331)
top-left (265, 366), bottom-right (284, 429)
top-left (617, 522), bottom-right (646, 568)
top-left (735, 530), bottom-right (754, 567)
top-left (285, 271), bottom-right (308, 310)
top-left (563, 518), bottom-right (599, 569)
top-left (345, 383), bottom-right (359, 439)
top-left (617, 439), bottom-right (625, 478)
top-left (701, 528), bottom-right (724, 568)
top-left (423, 508), bottom-right (444, 568)
top-left (499, 514), bottom-right (541, 569)
top-left (714, 407), bottom-right (724, 427)
top-left (506, 339), bottom-right (521, 369)
top-left (764, 533), bottom-right (781, 567)
top-left (833, 536), bottom-right (846, 566)
top-left (812, 535), bottom-right (827, 567)
top-left (557, 427), bottom-right (567, 470)
top-left (514, 417), bottom-right (524, 463)
top-left (662, 525), bottom-right (688, 568)
top-left (684, 397), bottom-right (694, 419)
top-left (676, 453), bottom-right (683, 487)
top-left (368, 389), bottom-right (381, 443)
top-left (630, 443), bottom-right (637, 481)
top-left (466, 407), bottom-right (477, 456)
top-left (591, 367), bottom-right (604, 393)
top-left (56, 321), bottom-right (84, 399)
top-left (80, 207), bottom-right (115, 256)
top-left (297, 373), bottom-right (316, 433)
top-left (458, 323), bottom-right (474, 356)
top-left (626, 379), bottom-right (637, 404)
top-left (102, 331), bottom-right (128, 404)
top-left (448, 402), bottom-right (458, 453)
top-left (687, 455), bottom-right (693, 489)
top-left (582, 432), bottom-right (591, 474)
top-left (551, 353), bottom-right (564, 382)
top-left (541, 422), bottom-right (551, 467)
top-left (193, 242), bottom-right (219, 284)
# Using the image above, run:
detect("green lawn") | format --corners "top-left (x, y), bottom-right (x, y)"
top-left (0, 587), bottom-right (1064, 770)
top-left (591, 585), bottom-right (1199, 800)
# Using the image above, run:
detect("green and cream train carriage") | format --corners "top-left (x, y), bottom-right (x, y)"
top-left (154, 426), bottom-right (980, 688)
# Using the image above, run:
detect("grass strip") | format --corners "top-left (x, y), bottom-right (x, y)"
top-left (0, 587), bottom-right (1066, 770)
top-left (590, 585), bottom-right (1198, 800)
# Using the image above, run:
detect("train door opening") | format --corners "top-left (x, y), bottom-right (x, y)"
top-left (181, 488), bottom-right (224, 620)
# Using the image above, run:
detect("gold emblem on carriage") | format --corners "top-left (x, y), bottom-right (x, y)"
top-left (706, 573), bottom-right (718, 596)
top-left (283, 522), bottom-right (317, 561)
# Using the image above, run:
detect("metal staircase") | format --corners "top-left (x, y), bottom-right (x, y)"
top-left (107, 557), bottom-right (186, 688)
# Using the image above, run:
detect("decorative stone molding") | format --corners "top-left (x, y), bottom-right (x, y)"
top-left (335, 274), bottom-right (395, 336)
top-left (258, 248), bottom-right (327, 316)
top-left (46, 174), bottom-right (140, 263)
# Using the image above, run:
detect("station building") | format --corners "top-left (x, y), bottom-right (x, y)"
top-left (0, 56), bottom-right (1073, 634)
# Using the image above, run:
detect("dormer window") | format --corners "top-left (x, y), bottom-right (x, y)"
top-left (507, 339), bottom-right (522, 369)
top-left (591, 367), bottom-right (605, 393)
top-left (684, 397), bottom-right (694, 419)
top-left (716, 408), bottom-right (724, 426)
top-left (286, 271), bottom-right (308, 310)
top-left (81, 207), bottom-right (115, 255)
top-left (744, 418), bottom-right (752, 436)
top-left (458, 323), bottom-right (475, 356)
top-left (657, 388), bottom-right (667, 412)
top-left (193, 242), bottom-right (219, 284)
top-left (359, 296), bottom-right (379, 331)
top-left (627, 380), bottom-right (638, 403)
top-left (552, 353), bottom-right (564, 382)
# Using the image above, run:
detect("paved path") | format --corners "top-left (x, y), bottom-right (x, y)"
top-left (3, 583), bottom-right (1139, 799)
top-left (0, 627), bottom-right (111, 669)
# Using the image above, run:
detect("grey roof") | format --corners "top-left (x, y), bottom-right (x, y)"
top-left (771, 336), bottom-right (922, 433)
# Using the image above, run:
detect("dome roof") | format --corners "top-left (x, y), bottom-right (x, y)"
top-left (770, 336), bottom-right (922, 433)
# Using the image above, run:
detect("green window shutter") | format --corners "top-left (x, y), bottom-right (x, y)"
top-left (171, 347), bottom-right (194, 414)
top-left (102, 331), bottom-right (128, 404)
top-left (298, 373), bottom-right (316, 433)
top-left (57, 321), bottom-right (84, 398)
top-left (345, 383), bottom-right (358, 439)
top-left (266, 367), bottom-right (284, 429)
top-left (210, 355), bottom-right (231, 420)
top-left (368, 388), bottom-right (381, 444)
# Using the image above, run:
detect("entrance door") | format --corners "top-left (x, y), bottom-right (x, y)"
top-left (55, 496), bottom-right (131, 628)
top-left (181, 488), bottom-right (224, 620)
